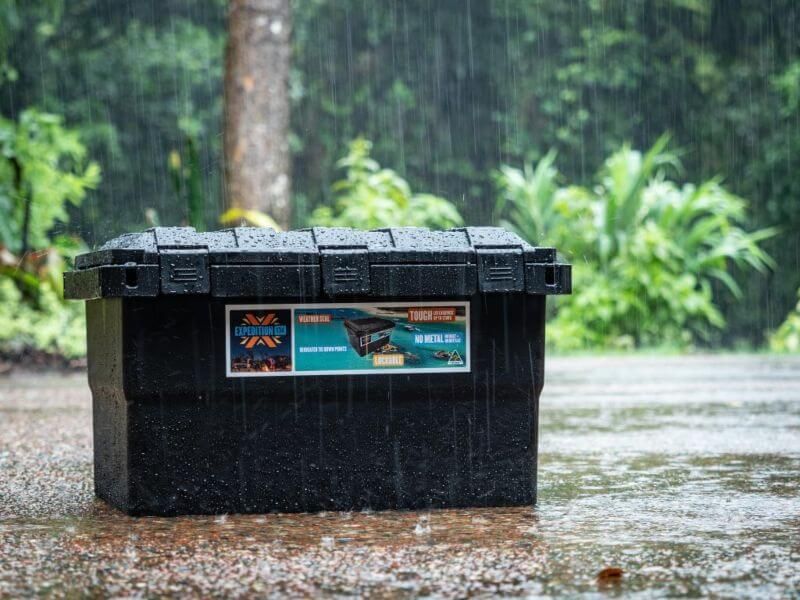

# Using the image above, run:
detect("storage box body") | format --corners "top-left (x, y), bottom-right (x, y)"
top-left (68, 227), bottom-right (570, 516)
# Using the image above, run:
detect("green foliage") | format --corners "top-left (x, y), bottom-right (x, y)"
top-left (0, 109), bottom-right (99, 252)
top-left (217, 138), bottom-right (462, 232)
top-left (0, 275), bottom-right (86, 358)
top-left (497, 138), bottom-right (775, 350)
top-left (310, 139), bottom-right (463, 230)
top-left (494, 150), bottom-right (593, 254)
top-left (0, 4), bottom-right (225, 234)
top-left (770, 292), bottom-right (800, 353)
top-left (168, 124), bottom-right (205, 231)
top-left (0, 0), bottom-right (63, 84)
top-left (290, 0), bottom-right (800, 343)
top-left (0, 108), bottom-right (98, 359)
top-left (0, 0), bottom-right (798, 345)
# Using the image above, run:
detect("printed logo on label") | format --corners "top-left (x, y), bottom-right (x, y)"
top-left (447, 350), bottom-right (464, 365)
top-left (228, 309), bottom-right (293, 374)
top-left (235, 313), bottom-right (288, 348)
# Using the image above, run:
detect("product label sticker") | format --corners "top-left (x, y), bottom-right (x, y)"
top-left (226, 301), bottom-right (470, 377)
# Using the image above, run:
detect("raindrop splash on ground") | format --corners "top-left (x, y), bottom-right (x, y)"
top-left (1, 355), bottom-right (798, 597)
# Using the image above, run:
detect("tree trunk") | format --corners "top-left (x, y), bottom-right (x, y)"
top-left (224, 0), bottom-right (292, 229)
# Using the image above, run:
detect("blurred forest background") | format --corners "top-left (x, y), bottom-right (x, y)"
top-left (1, 0), bottom-right (800, 359)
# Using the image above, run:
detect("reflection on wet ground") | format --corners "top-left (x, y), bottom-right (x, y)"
top-left (1, 355), bottom-right (799, 597)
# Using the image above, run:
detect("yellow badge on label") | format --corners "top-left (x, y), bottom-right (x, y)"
top-left (373, 354), bottom-right (405, 367)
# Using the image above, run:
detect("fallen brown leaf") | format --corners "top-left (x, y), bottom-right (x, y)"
top-left (597, 567), bottom-right (624, 581)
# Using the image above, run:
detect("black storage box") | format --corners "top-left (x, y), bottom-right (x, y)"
top-left (64, 226), bottom-right (571, 516)
top-left (343, 317), bottom-right (395, 356)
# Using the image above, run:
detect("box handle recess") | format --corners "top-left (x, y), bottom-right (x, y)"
top-left (320, 248), bottom-right (370, 296)
top-left (525, 262), bottom-right (572, 295)
top-left (159, 248), bottom-right (210, 295)
top-left (476, 247), bottom-right (525, 293)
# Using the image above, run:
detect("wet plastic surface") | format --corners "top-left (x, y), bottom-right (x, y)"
top-left (86, 293), bottom-right (546, 515)
top-left (64, 226), bottom-right (571, 299)
top-left (2, 355), bottom-right (798, 597)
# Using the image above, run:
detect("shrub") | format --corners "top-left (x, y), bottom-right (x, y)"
top-left (310, 138), bottom-right (463, 229)
top-left (770, 291), bottom-right (800, 353)
top-left (494, 150), bottom-right (592, 255)
top-left (0, 276), bottom-right (87, 359)
top-left (496, 136), bottom-right (775, 350)
top-left (0, 109), bottom-right (100, 359)
top-left (0, 109), bottom-right (100, 252)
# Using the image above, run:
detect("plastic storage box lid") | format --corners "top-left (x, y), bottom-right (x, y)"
top-left (344, 317), bottom-right (396, 336)
top-left (64, 226), bottom-right (571, 299)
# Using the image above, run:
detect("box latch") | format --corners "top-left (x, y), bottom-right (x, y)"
top-left (321, 248), bottom-right (370, 296)
top-left (159, 248), bottom-right (210, 295)
top-left (476, 248), bottom-right (524, 292)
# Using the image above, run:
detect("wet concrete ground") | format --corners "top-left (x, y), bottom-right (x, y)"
top-left (1, 355), bottom-right (799, 597)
